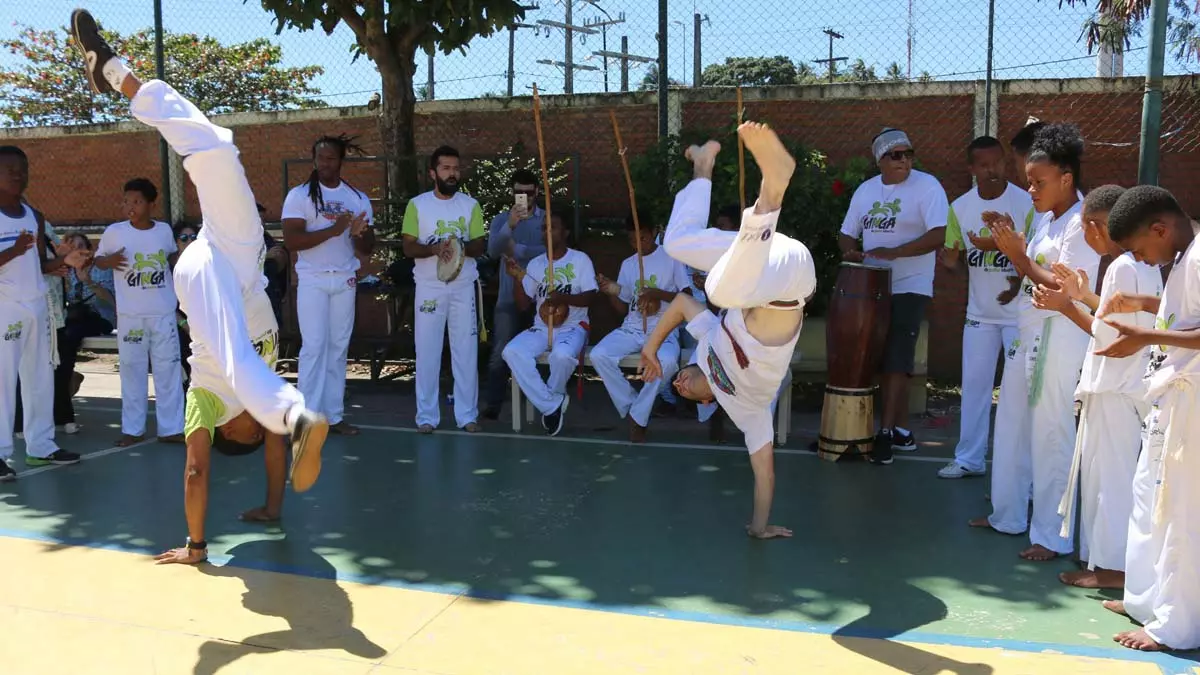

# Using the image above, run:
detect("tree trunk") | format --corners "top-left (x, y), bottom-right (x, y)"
top-left (377, 52), bottom-right (421, 206)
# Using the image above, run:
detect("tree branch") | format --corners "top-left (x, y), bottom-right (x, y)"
top-left (333, 0), bottom-right (367, 38)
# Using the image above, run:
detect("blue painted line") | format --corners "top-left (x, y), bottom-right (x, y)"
top-left (0, 527), bottom-right (1196, 674)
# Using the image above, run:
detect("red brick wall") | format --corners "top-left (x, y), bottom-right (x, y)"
top-left (12, 87), bottom-right (1198, 382)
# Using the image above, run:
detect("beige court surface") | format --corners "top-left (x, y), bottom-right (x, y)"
top-left (0, 536), bottom-right (1179, 675)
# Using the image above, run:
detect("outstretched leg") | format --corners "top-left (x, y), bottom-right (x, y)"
top-left (663, 142), bottom-right (730, 272)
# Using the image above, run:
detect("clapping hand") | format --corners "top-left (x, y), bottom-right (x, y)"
top-left (1093, 319), bottom-right (1151, 358)
top-left (967, 230), bottom-right (998, 251)
top-left (1051, 262), bottom-right (1088, 300)
top-left (1097, 291), bottom-right (1145, 319)
top-left (983, 212), bottom-right (1025, 262)
top-left (1032, 283), bottom-right (1071, 312)
top-left (348, 211), bottom-right (370, 237)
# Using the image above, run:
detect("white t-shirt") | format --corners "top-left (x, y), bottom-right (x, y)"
top-left (617, 247), bottom-right (689, 335)
top-left (839, 170), bottom-right (950, 296)
top-left (687, 307), bottom-right (798, 453)
top-left (945, 183), bottom-right (1035, 325)
top-left (97, 220), bottom-right (178, 317)
top-left (281, 181), bottom-right (373, 276)
top-left (1145, 238), bottom-right (1200, 402)
top-left (522, 248), bottom-right (597, 332)
top-left (0, 204), bottom-right (45, 303)
top-left (1017, 202), bottom-right (1101, 330)
top-left (402, 191), bottom-right (485, 287)
top-left (1078, 253), bottom-right (1163, 397)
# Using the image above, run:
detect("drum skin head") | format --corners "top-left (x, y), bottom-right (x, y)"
top-left (437, 237), bottom-right (465, 283)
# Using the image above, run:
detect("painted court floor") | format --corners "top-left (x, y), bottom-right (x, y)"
top-left (0, 394), bottom-right (1198, 674)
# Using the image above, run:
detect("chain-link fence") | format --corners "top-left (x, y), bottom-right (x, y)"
top-left (2, 0), bottom-right (1198, 378)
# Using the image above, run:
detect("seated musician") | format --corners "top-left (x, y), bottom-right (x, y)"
top-left (640, 123), bottom-right (816, 540)
top-left (593, 215), bottom-right (689, 443)
top-left (501, 209), bottom-right (597, 436)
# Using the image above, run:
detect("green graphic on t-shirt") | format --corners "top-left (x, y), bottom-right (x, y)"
top-left (538, 262), bottom-right (578, 297)
top-left (1034, 253), bottom-right (1047, 266)
top-left (979, 226), bottom-right (991, 237)
top-left (126, 249), bottom-right (170, 289)
top-left (634, 274), bottom-right (659, 293)
top-left (252, 328), bottom-right (278, 368)
top-left (435, 217), bottom-right (467, 239)
top-left (1156, 312), bottom-right (1175, 352)
top-left (3, 321), bottom-right (21, 341)
top-left (861, 198), bottom-right (902, 232)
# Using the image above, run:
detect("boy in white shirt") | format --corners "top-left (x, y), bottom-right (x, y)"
top-left (838, 128), bottom-right (950, 464)
top-left (502, 209), bottom-right (597, 436)
top-left (640, 123), bottom-right (817, 539)
top-left (69, 8), bottom-right (328, 565)
top-left (1090, 185), bottom-right (1200, 652)
top-left (94, 178), bottom-right (185, 445)
top-left (1029, 185), bottom-right (1160, 591)
top-left (593, 215), bottom-right (689, 442)
top-left (281, 134), bottom-right (374, 437)
top-left (937, 136), bottom-right (1033, 479)
top-left (400, 146), bottom-right (487, 434)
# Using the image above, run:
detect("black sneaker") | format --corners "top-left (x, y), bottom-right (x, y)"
top-left (891, 428), bottom-right (918, 452)
top-left (0, 460), bottom-right (15, 482)
top-left (867, 429), bottom-right (894, 465)
top-left (70, 9), bottom-right (118, 95)
top-left (289, 409), bottom-right (328, 493)
top-left (541, 395), bottom-right (569, 437)
top-left (25, 449), bottom-right (81, 467)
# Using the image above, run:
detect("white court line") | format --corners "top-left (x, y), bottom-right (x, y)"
top-left (76, 403), bottom-right (961, 466)
top-left (19, 438), bottom-right (155, 479)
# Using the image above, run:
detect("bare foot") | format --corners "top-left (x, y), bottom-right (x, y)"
top-left (630, 419), bottom-right (646, 444)
top-left (239, 506), bottom-right (280, 523)
top-left (684, 141), bottom-right (721, 180)
top-left (1102, 599), bottom-right (1129, 617)
top-left (737, 122), bottom-right (795, 213)
top-left (1019, 544), bottom-right (1060, 561)
top-left (462, 422), bottom-right (481, 433)
top-left (1059, 569), bottom-right (1124, 589)
top-left (417, 424), bottom-right (434, 434)
top-left (1114, 628), bottom-right (1165, 651)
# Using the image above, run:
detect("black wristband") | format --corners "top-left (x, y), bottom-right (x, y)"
top-left (186, 537), bottom-right (207, 550)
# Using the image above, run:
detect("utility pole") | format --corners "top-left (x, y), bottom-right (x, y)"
top-left (537, 1), bottom-right (608, 94)
top-left (153, 0), bottom-right (171, 222)
top-left (693, 14), bottom-right (710, 87)
top-left (907, 0), bottom-right (915, 79)
top-left (426, 52), bottom-right (435, 100)
top-left (657, 0), bottom-right (668, 138)
top-left (814, 28), bottom-right (846, 83)
top-left (584, 12), bottom-right (626, 92)
top-left (507, 4), bottom-right (540, 98)
top-left (594, 37), bottom-right (655, 93)
top-left (1139, 0), bottom-right (1170, 184)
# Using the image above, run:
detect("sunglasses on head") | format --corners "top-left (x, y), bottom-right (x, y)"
top-left (884, 149), bottom-right (915, 161)
top-left (178, 233), bottom-right (197, 242)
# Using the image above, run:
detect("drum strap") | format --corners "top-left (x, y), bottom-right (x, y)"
top-left (719, 312), bottom-right (750, 369)
top-left (768, 299), bottom-right (800, 309)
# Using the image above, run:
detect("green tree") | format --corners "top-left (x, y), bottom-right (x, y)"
top-left (638, 63), bottom-right (683, 91)
top-left (701, 56), bottom-right (803, 86)
top-left (257, 0), bottom-right (526, 200)
top-left (1064, 0), bottom-right (1198, 65)
top-left (0, 24), bottom-right (324, 126)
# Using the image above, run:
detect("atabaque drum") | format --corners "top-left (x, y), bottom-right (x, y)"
top-left (818, 262), bottom-right (891, 461)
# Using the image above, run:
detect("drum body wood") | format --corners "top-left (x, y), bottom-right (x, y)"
top-left (819, 262), bottom-right (891, 461)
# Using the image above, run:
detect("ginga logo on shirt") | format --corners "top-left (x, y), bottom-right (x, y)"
top-left (3, 321), bottom-right (21, 341)
top-left (861, 199), bottom-right (902, 232)
top-left (126, 250), bottom-right (170, 289)
top-left (252, 328), bottom-right (278, 368)
top-left (629, 274), bottom-right (660, 313)
top-left (965, 228), bottom-right (1012, 271)
top-left (538, 262), bottom-right (577, 297)
top-left (432, 217), bottom-right (468, 241)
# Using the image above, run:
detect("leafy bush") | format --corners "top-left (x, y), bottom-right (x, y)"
top-left (460, 143), bottom-right (573, 225)
top-left (628, 126), bottom-right (875, 316)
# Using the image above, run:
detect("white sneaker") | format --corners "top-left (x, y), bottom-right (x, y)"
top-left (937, 461), bottom-right (986, 479)
top-left (63, 423), bottom-right (80, 435)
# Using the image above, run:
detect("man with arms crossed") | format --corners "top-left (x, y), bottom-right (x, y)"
top-left (640, 122), bottom-right (816, 539)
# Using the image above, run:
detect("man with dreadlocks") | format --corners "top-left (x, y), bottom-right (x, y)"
top-left (68, 8), bottom-right (329, 564)
top-left (282, 134), bottom-right (374, 436)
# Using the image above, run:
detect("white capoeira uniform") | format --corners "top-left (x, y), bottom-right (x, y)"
top-left (402, 191), bottom-right (485, 428)
top-left (1057, 253), bottom-right (1160, 571)
top-left (0, 205), bottom-right (61, 461)
top-left (282, 179), bottom-right (372, 428)
top-left (129, 80), bottom-right (305, 435)
top-left (502, 248), bottom-right (597, 415)
top-left (97, 219), bottom-right (185, 438)
top-left (591, 247), bottom-right (689, 427)
top-left (662, 178), bottom-right (816, 453)
top-left (942, 185), bottom-right (1032, 475)
top-left (987, 201), bottom-right (1099, 554)
top-left (1123, 238), bottom-right (1200, 649)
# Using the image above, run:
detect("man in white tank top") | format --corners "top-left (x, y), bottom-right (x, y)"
top-left (640, 123), bottom-right (817, 539)
top-left (0, 147), bottom-right (81, 480)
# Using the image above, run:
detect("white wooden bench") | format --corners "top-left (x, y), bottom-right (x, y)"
top-left (509, 347), bottom-right (798, 444)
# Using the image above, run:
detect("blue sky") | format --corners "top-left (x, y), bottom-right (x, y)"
top-left (4, 0), bottom-right (1196, 110)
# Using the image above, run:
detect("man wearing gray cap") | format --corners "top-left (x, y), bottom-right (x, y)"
top-left (838, 128), bottom-right (950, 465)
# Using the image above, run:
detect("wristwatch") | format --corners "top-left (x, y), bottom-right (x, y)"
top-left (186, 537), bottom-right (207, 551)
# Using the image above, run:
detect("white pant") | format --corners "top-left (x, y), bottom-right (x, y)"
top-left (592, 327), bottom-right (680, 427)
top-left (0, 298), bottom-right (58, 459)
top-left (1069, 392), bottom-right (1147, 571)
top-left (133, 79), bottom-right (304, 435)
top-left (953, 320), bottom-right (1017, 472)
top-left (297, 272), bottom-right (356, 424)
top-left (413, 281), bottom-right (479, 428)
top-left (116, 312), bottom-right (185, 437)
top-left (1124, 397), bottom-right (1200, 649)
top-left (503, 325), bottom-right (586, 415)
top-left (988, 316), bottom-right (1089, 554)
top-left (663, 178), bottom-right (814, 308)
